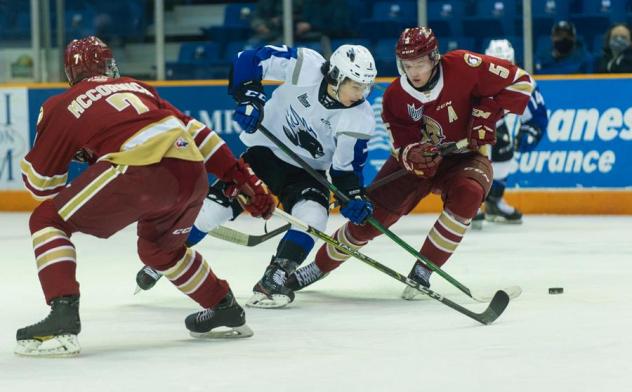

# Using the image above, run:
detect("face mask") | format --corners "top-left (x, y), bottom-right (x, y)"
top-left (553, 38), bottom-right (574, 55)
top-left (609, 35), bottom-right (630, 54)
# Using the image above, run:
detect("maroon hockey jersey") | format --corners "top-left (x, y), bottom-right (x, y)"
top-left (382, 50), bottom-right (534, 150)
top-left (21, 76), bottom-right (235, 200)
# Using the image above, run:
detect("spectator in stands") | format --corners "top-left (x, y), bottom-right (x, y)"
top-left (535, 20), bottom-right (593, 74)
top-left (249, 0), bottom-right (305, 46)
top-left (297, 0), bottom-right (352, 56)
top-left (596, 23), bottom-right (632, 73)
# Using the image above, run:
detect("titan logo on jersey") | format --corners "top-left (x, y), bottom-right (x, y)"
top-left (407, 103), bottom-right (423, 122)
top-left (283, 105), bottom-right (324, 158)
top-left (421, 115), bottom-right (445, 144)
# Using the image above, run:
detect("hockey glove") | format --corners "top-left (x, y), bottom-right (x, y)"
top-left (515, 123), bottom-right (543, 152)
top-left (223, 159), bottom-right (275, 219)
top-left (398, 142), bottom-right (442, 178)
top-left (467, 97), bottom-right (503, 149)
top-left (232, 81), bottom-right (267, 134)
top-left (340, 197), bottom-right (373, 225)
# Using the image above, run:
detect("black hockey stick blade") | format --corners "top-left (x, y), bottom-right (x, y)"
top-left (476, 290), bottom-right (510, 325)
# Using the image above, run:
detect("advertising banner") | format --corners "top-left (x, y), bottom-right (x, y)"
top-left (0, 88), bottom-right (30, 190)
top-left (17, 77), bottom-right (632, 191)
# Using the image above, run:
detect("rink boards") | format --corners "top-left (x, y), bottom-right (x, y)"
top-left (1, 75), bottom-right (631, 213)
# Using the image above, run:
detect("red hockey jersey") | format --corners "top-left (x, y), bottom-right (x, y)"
top-left (21, 76), bottom-right (234, 200)
top-left (382, 50), bottom-right (534, 150)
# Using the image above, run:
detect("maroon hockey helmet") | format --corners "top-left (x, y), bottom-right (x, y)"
top-left (396, 27), bottom-right (440, 62)
top-left (64, 36), bottom-right (119, 85)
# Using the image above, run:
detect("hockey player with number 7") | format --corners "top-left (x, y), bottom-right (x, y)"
top-left (286, 27), bottom-right (535, 299)
top-left (135, 43), bottom-right (378, 308)
top-left (15, 36), bottom-right (276, 357)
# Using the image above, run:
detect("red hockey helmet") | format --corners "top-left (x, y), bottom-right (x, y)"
top-left (64, 36), bottom-right (119, 85)
top-left (395, 27), bottom-right (440, 75)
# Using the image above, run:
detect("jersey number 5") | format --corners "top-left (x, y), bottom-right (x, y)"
top-left (489, 63), bottom-right (510, 79)
top-left (106, 92), bottom-right (149, 114)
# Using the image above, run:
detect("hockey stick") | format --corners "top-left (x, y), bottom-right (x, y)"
top-left (271, 207), bottom-right (509, 325)
top-left (364, 139), bottom-right (469, 193)
top-left (208, 223), bottom-right (290, 246)
top-left (257, 124), bottom-right (520, 303)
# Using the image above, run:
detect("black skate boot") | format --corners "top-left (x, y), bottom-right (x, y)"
top-left (485, 198), bottom-right (523, 224)
top-left (185, 290), bottom-right (253, 338)
top-left (134, 266), bottom-right (163, 294)
top-left (286, 262), bottom-right (329, 291)
top-left (401, 261), bottom-right (432, 300)
top-left (247, 257), bottom-right (298, 308)
top-left (15, 295), bottom-right (81, 357)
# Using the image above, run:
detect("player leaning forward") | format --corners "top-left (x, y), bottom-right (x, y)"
top-left (136, 44), bottom-right (377, 308)
top-left (15, 36), bottom-right (275, 357)
top-left (288, 27), bottom-right (535, 298)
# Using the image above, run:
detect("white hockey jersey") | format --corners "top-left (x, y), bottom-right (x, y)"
top-left (231, 45), bottom-right (375, 173)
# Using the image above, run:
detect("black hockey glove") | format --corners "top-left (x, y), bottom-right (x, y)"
top-left (515, 123), bottom-right (543, 152)
top-left (231, 80), bottom-right (267, 134)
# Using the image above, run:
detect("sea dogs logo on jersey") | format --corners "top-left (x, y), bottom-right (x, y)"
top-left (407, 103), bottom-right (423, 122)
top-left (283, 105), bottom-right (324, 159)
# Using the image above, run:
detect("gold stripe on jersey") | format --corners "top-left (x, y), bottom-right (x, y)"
top-left (163, 248), bottom-right (195, 281)
top-left (100, 115), bottom-right (203, 166)
top-left (428, 228), bottom-right (459, 253)
top-left (20, 159), bottom-right (68, 192)
top-left (506, 68), bottom-right (534, 96)
top-left (178, 261), bottom-right (210, 295)
top-left (32, 227), bottom-right (69, 251)
top-left (438, 212), bottom-right (468, 236)
top-left (36, 245), bottom-right (76, 272)
top-left (197, 132), bottom-right (225, 162)
top-left (58, 165), bottom-right (128, 221)
top-left (185, 119), bottom-right (206, 139)
top-left (326, 226), bottom-right (364, 262)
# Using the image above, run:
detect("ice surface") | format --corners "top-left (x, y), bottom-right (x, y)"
top-left (1, 212), bottom-right (630, 392)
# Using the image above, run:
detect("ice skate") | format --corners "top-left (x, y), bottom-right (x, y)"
top-left (485, 198), bottom-right (523, 224)
top-left (15, 295), bottom-right (81, 357)
top-left (286, 262), bottom-right (329, 291)
top-left (401, 262), bottom-right (432, 300)
top-left (185, 290), bottom-right (253, 339)
top-left (134, 266), bottom-right (163, 294)
top-left (471, 210), bottom-right (485, 230)
top-left (247, 257), bottom-right (298, 308)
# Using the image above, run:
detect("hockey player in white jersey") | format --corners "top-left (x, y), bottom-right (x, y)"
top-left (473, 39), bottom-right (549, 228)
top-left (136, 44), bottom-right (377, 308)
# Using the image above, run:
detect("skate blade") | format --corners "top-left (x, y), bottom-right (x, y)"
top-left (401, 286), bottom-right (431, 301)
top-left (15, 334), bottom-right (80, 357)
top-left (190, 324), bottom-right (254, 339)
top-left (470, 220), bottom-right (483, 230)
top-left (246, 292), bottom-right (292, 308)
top-left (485, 215), bottom-right (523, 224)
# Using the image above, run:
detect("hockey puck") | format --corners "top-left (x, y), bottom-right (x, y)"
top-left (548, 287), bottom-right (564, 294)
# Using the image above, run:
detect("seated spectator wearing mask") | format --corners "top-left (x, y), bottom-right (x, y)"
top-left (597, 23), bottom-right (632, 73)
top-left (535, 20), bottom-right (593, 74)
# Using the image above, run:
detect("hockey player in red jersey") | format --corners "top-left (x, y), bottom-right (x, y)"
top-left (15, 36), bottom-right (275, 356)
top-left (286, 27), bottom-right (534, 299)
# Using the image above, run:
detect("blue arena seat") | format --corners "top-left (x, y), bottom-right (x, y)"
top-left (428, 0), bottom-right (465, 37)
top-left (463, 0), bottom-right (518, 39)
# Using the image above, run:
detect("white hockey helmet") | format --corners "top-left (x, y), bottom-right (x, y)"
top-left (327, 44), bottom-right (377, 98)
top-left (485, 39), bottom-right (515, 63)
